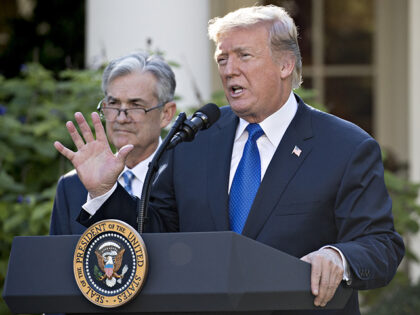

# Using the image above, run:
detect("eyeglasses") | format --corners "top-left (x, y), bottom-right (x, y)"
top-left (97, 99), bottom-right (164, 122)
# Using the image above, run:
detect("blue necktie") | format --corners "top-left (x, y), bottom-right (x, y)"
top-left (229, 123), bottom-right (264, 233)
top-left (122, 170), bottom-right (135, 196)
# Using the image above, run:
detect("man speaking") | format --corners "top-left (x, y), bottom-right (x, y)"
top-left (54, 5), bottom-right (404, 314)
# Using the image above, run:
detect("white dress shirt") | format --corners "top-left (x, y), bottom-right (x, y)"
top-left (229, 91), bottom-right (298, 191)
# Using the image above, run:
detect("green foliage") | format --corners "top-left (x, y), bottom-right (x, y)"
top-left (363, 281), bottom-right (420, 315)
top-left (0, 63), bottom-right (103, 314)
top-left (386, 169), bottom-right (420, 239)
top-left (294, 87), bottom-right (327, 112)
top-left (0, 0), bottom-right (85, 78)
top-left (209, 90), bottom-right (228, 107)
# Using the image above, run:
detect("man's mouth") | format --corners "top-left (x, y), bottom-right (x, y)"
top-left (230, 85), bottom-right (244, 97)
top-left (114, 129), bottom-right (133, 133)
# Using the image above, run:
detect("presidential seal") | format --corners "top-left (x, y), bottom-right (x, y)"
top-left (73, 220), bottom-right (148, 308)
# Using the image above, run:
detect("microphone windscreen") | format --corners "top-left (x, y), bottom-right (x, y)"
top-left (198, 103), bottom-right (220, 128)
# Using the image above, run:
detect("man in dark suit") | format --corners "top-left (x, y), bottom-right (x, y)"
top-left (50, 51), bottom-right (176, 235)
top-left (54, 6), bottom-right (404, 314)
top-left (50, 169), bottom-right (87, 234)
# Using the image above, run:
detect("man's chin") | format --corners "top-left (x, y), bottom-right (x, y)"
top-left (230, 102), bottom-right (251, 117)
top-left (112, 139), bottom-right (133, 150)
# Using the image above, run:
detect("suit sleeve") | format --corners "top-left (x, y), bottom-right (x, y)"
top-left (76, 183), bottom-right (139, 229)
top-left (146, 149), bottom-right (179, 232)
top-left (50, 176), bottom-right (71, 235)
top-left (332, 138), bottom-right (405, 290)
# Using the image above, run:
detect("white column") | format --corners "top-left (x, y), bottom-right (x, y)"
top-left (375, 0), bottom-right (408, 163)
top-left (408, 0), bottom-right (420, 282)
top-left (86, 0), bottom-right (212, 110)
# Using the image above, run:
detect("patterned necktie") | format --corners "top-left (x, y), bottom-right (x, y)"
top-left (229, 123), bottom-right (264, 233)
top-left (122, 170), bottom-right (135, 196)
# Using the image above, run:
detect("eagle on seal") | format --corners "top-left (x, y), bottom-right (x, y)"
top-left (95, 248), bottom-right (125, 287)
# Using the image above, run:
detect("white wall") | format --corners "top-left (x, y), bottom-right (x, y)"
top-left (86, 0), bottom-right (212, 110)
top-left (408, 0), bottom-right (420, 282)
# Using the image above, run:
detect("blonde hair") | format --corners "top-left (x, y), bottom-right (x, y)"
top-left (208, 5), bottom-right (302, 89)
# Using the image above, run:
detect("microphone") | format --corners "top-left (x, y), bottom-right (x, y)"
top-left (167, 103), bottom-right (220, 150)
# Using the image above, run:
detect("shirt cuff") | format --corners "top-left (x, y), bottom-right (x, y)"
top-left (82, 183), bottom-right (118, 217)
top-left (321, 245), bottom-right (352, 284)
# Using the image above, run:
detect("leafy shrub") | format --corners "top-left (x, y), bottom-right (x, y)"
top-left (363, 282), bottom-right (420, 315)
top-left (0, 63), bottom-right (102, 314)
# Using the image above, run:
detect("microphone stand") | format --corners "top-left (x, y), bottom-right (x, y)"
top-left (137, 112), bottom-right (186, 234)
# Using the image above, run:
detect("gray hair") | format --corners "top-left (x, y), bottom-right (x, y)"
top-left (102, 51), bottom-right (176, 104)
top-left (208, 5), bottom-right (302, 89)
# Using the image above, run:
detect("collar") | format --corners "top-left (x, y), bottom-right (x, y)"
top-left (119, 138), bottom-right (162, 183)
top-left (234, 91), bottom-right (298, 147)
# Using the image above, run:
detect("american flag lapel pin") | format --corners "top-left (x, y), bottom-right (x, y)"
top-left (292, 145), bottom-right (302, 157)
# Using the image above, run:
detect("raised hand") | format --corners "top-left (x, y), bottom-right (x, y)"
top-left (54, 112), bottom-right (133, 198)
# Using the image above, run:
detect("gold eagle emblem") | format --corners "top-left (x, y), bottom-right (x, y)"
top-left (94, 242), bottom-right (128, 287)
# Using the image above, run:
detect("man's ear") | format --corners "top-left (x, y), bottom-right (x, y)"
top-left (279, 52), bottom-right (295, 80)
top-left (160, 101), bottom-right (177, 128)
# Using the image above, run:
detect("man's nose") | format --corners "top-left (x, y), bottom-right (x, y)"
top-left (223, 57), bottom-right (240, 77)
top-left (116, 108), bottom-right (130, 122)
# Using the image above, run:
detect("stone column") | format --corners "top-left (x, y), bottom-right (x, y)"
top-left (86, 0), bottom-right (212, 109)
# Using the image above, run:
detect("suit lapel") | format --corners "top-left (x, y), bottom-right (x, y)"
top-left (206, 108), bottom-right (238, 230)
top-left (242, 97), bottom-right (315, 239)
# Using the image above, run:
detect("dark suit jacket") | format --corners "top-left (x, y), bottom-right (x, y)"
top-left (50, 169), bottom-right (88, 235)
top-left (78, 94), bottom-right (404, 314)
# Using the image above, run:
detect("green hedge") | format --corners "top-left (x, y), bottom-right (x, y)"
top-left (0, 63), bottom-right (102, 314)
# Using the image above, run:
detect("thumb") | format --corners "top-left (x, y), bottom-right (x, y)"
top-left (116, 144), bottom-right (134, 163)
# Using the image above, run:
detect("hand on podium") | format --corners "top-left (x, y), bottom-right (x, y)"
top-left (301, 247), bottom-right (344, 308)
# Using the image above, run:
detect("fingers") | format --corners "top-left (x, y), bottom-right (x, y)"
top-left (66, 120), bottom-right (85, 150)
top-left (300, 254), bottom-right (320, 297)
top-left (301, 249), bottom-right (344, 307)
top-left (315, 260), bottom-right (334, 307)
top-left (91, 112), bottom-right (108, 142)
top-left (64, 112), bottom-right (105, 150)
top-left (54, 141), bottom-right (75, 161)
top-left (309, 256), bottom-right (322, 297)
top-left (75, 112), bottom-right (95, 143)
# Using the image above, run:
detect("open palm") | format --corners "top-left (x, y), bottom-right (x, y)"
top-left (54, 112), bottom-right (133, 198)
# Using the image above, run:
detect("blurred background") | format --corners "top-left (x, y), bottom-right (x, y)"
top-left (1, 0), bottom-right (420, 313)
